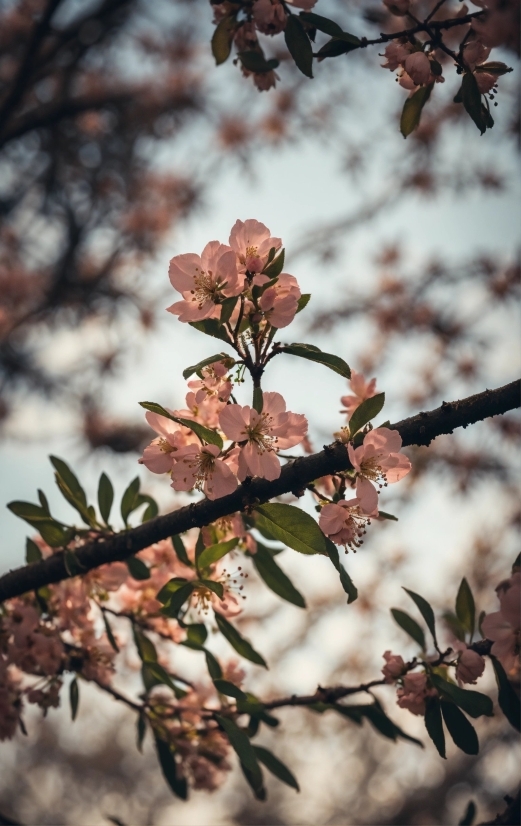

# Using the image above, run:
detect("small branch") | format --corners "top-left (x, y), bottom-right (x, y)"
top-left (357, 11), bottom-right (484, 49)
top-left (0, 379), bottom-right (518, 602)
top-left (263, 679), bottom-right (387, 710)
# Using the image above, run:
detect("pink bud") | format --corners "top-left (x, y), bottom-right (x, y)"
top-left (456, 648), bottom-right (485, 684)
top-left (382, 650), bottom-right (406, 682)
top-left (404, 52), bottom-right (432, 86)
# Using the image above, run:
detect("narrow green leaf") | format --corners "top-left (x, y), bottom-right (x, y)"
top-left (189, 318), bottom-right (232, 343)
top-left (156, 577), bottom-right (191, 604)
top-left (98, 473), bottom-right (114, 524)
top-left (136, 712), bottom-right (147, 753)
top-left (461, 72), bottom-right (488, 134)
top-left (142, 662), bottom-right (179, 695)
top-left (198, 538), bottom-right (238, 571)
top-left (280, 343), bottom-right (351, 379)
top-left (400, 83), bottom-right (433, 138)
top-left (490, 655), bottom-right (520, 731)
top-left (391, 608), bottom-right (425, 649)
top-left (459, 800), bottom-right (477, 826)
top-left (240, 761), bottom-right (266, 800)
top-left (299, 12), bottom-right (360, 45)
top-left (324, 538), bottom-right (358, 603)
top-left (441, 700), bottom-right (479, 755)
top-left (253, 746), bottom-right (300, 791)
top-left (430, 674), bottom-right (493, 718)
top-left (139, 402), bottom-right (223, 449)
top-left (349, 393), bottom-right (386, 436)
top-left (50, 456), bottom-right (87, 507)
top-left (126, 555), bottom-right (151, 581)
top-left (172, 535), bottom-right (193, 567)
top-left (317, 37), bottom-right (359, 59)
top-left (186, 624), bottom-right (208, 646)
top-left (199, 579), bottom-right (224, 600)
top-left (214, 714), bottom-right (262, 779)
top-left (214, 614), bottom-right (267, 668)
top-left (39, 520), bottom-right (71, 548)
top-left (182, 353), bottom-right (229, 381)
top-left (205, 650), bottom-right (223, 680)
top-left (250, 542), bottom-right (306, 608)
top-left (424, 696), bottom-right (446, 758)
top-left (252, 386), bottom-right (263, 414)
top-left (161, 583), bottom-right (195, 618)
top-left (8, 500), bottom-right (52, 522)
top-left (255, 503), bottom-right (328, 555)
top-left (136, 493), bottom-right (159, 522)
top-left (443, 611), bottom-right (466, 643)
top-left (25, 537), bottom-right (42, 564)
top-left (211, 14), bottom-right (235, 65)
top-left (155, 736), bottom-right (188, 800)
top-left (133, 628), bottom-right (157, 663)
top-left (263, 248), bottom-right (285, 278)
top-left (378, 510), bottom-right (398, 521)
top-left (238, 51), bottom-right (279, 73)
top-left (213, 679), bottom-right (248, 700)
top-left (403, 588), bottom-right (437, 644)
top-left (456, 578), bottom-right (475, 638)
top-left (69, 677), bottom-right (79, 721)
top-left (285, 15), bottom-right (313, 77)
top-left (54, 474), bottom-right (94, 527)
top-left (38, 489), bottom-right (50, 514)
top-left (120, 476), bottom-right (140, 525)
top-left (361, 701), bottom-right (424, 746)
top-left (102, 612), bottom-right (119, 653)
top-left (296, 293), bottom-right (311, 313)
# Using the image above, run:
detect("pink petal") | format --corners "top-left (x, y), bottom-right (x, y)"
top-left (273, 412), bottom-right (308, 449)
top-left (219, 405), bottom-right (250, 442)
top-left (382, 452), bottom-right (412, 483)
top-left (257, 449), bottom-right (281, 480)
top-left (319, 503), bottom-right (346, 535)
top-left (168, 253), bottom-right (201, 292)
top-left (356, 476), bottom-right (379, 515)
top-left (141, 443), bottom-right (173, 474)
top-left (204, 460), bottom-right (238, 500)
top-left (364, 427), bottom-right (402, 454)
top-left (145, 410), bottom-right (177, 438)
top-left (262, 391), bottom-right (286, 418)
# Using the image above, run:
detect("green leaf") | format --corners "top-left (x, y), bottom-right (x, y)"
top-left (400, 83), bottom-right (433, 138)
top-left (279, 343), bottom-right (351, 379)
top-left (54, 474), bottom-right (93, 527)
top-left (161, 583), bottom-right (195, 618)
top-left (102, 612), bottom-right (119, 653)
top-left (284, 15), bottom-right (313, 78)
top-left (220, 296), bottom-right (239, 325)
top-left (240, 761), bottom-right (266, 800)
top-left (213, 679), bottom-right (248, 700)
top-left (459, 800), bottom-right (477, 826)
top-left (349, 393), bottom-right (386, 436)
top-left (155, 736), bottom-right (188, 800)
top-left (120, 476), bottom-right (140, 525)
top-left (136, 712), bottom-right (147, 753)
top-left (403, 588), bottom-right (437, 644)
top-left (238, 51), bottom-right (279, 74)
top-left (490, 655), bottom-right (520, 732)
top-left (324, 538), bottom-right (358, 603)
top-left (205, 650), bottom-right (223, 680)
top-left (214, 613), bottom-right (267, 668)
top-left (197, 538), bottom-right (239, 571)
top-left (365, 701), bottom-right (424, 747)
top-left (25, 537), bottom-right (42, 564)
top-left (38, 489), bottom-right (50, 514)
top-left (8, 500), bottom-right (52, 522)
top-left (97, 473), bottom-right (114, 525)
top-left (172, 535), bottom-right (193, 568)
top-left (142, 662), bottom-right (179, 695)
top-left (255, 503), bottom-right (328, 555)
top-left (443, 611), bottom-right (466, 643)
top-left (199, 579), bottom-right (224, 599)
top-left (189, 318), bottom-right (232, 344)
top-left (211, 14), bottom-right (235, 65)
top-left (263, 248), bottom-right (285, 278)
top-left (378, 510), bottom-right (398, 521)
top-left (133, 628), bottom-right (157, 663)
top-left (430, 674), bottom-right (493, 718)
top-left (461, 72), bottom-right (489, 134)
top-left (391, 608), bottom-right (425, 649)
top-left (50, 456), bottom-right (87, 507)
top-left (440, 700), bottom-right (479, 755)
top-left (126, 555), bottom-right (151, 580)
top-left (214, 714), bottom-right (262, 780)
top-left (139, 402), bottom-right (223, 449)
top-left (40, 521), bottom-right (71, 548)
top-left (253, 746), bottom-right (300, 791)
top-left (156, 577), bottom-right (191, 604)
top-left (63, 549), bottom-right (85, 577)
top-left (317, 37), bottom-right (359, 59)
top-left (456, 578), bottom-right (475, 638)
top-left (424, 696), bottom-right (446, 758)
top-left (250, 542), bottom-right (306, 608)
top-left (135, 493), bottom-right (158, 522)
top-left (300, 12), bottom-right (360, 45)
top-left (69, 677), bottom-right (79, 721)
top-left (186, 624), bottom-right (208, 646)
top-left (182, 353), bottom-right (229, 380)
top-left (296, 293), bottom-right (311, 313)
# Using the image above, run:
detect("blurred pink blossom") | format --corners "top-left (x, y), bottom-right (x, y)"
top-left (340, 369), bottom-right (377, 418)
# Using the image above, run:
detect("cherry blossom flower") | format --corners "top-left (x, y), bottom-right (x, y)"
top-left (396, 672), bottom-right (436, 716)
top-left (253, 0), bottom-right (287, 35)
top-left (256, 272), bottom-right (301, 328)
top-left (319, 498), bottom-right (371, 550)
top-left (170, 443), bottom-right (238, 500)
top-left (140, 411), bottom-right (197, 474)
top-left (229, 219), bottom-right (281, 274)
top-left (348, 427), bottom-right (412, 515)
top-left (382, 651), bottom-right (406, 682)
top-left (340, 369), bottom-right (378, 418)
top-left (482, 571), bottom-right (520, 676)
top-left (404, 52), bottom-right (432, 87)
top-left (167, 241), bottom-right (241, 322)
top-left (175, 391), bottom-right (223, 430)
top-left (219, 391), bottom-right (307, 481)
top-left (188, 361), bottom-right (233, 404)
top-left (381, 41), bottom-right (411, 71)
top-left (456, 646), bottom-right (485, 685)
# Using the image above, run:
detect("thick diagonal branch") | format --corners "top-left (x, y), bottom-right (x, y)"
top-left (0, 379), bottom-right (518, 603)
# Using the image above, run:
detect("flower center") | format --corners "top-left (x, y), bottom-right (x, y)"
top-left (342, 504), bottom-right (372, 553)
top-left (246, 413), bottom-right (276, 452)
top-left (158, 438), bottom-right (175, 454)
top-left (360, 455), bottom-right (388, 488)
top-left (190, 268), bottom-right (221, 308)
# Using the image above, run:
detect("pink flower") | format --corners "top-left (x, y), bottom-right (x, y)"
top-left (381, 41), bottom-right (411, 71)
top-left (219, 391), bottom-right (307, 481)
top-left (456, 647), bottom-right (486, 685)
top-left (340, 369), bottom-right (377, 419)
top-left (252, 0), bottom-right (287, 35)
top-left (187, 361), bottom-right (233, 404)
top-left (140, 411), bottom-right (197, 474)
top-left (257, 273), bottom-right (301, 328)
top-left (319, 498), bottom-right (371, 550)
top-left (475, 72), bottom-right (497, 94)
top-left (383, 0), bottom-right (410, 15)
top-left (229, 219), bottom-right (281, 274)
top-left (482, 572), bottom-right (520, 676)
top-left (404, 52), bottom-right (432, 86)
top-left (252, 69), bottom-right (280, 92)
top-left (463, 40), bottom-right (491, 71)
top-left (382, 650), bottom-right (406, 682)
top-left (396, 672), bottom-right (436, 716)
top-left (167, 241), bottom-right (241, 322)
top-left (175, 392), bottom-right (224, 429)
top-left (398, 70), bottom-right (418, 91)
top-left (348, 427), bottom-right (412, 515)
top-left (170, 443), bottom-right (238, 500)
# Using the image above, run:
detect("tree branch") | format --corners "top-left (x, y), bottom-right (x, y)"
top-left (0, 379), bottom-right (518, 603)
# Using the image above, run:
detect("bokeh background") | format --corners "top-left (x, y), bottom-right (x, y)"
top-left (0, 0), bottom-right (519, 823)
